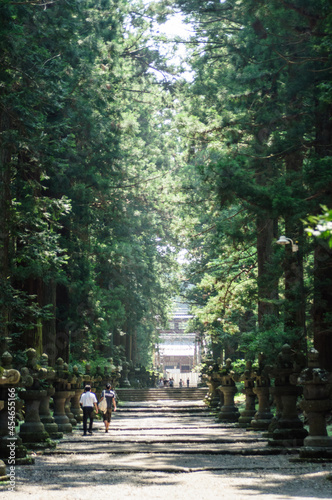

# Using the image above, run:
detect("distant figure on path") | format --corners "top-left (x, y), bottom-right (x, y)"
top-left (99, 383), bottom-right (117, 433)
top-left (179, 379), bottom-right (183, 388)
top-left (80, 385), bottom-right (98, 436)
top-left (187, 378), bottom-right (190, 387)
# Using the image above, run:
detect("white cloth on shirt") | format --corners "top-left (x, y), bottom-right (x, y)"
top-left (80, 391), bottom-right (97, 407)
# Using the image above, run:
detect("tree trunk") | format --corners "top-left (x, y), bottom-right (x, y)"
top-left (0, 109), bottom-right (11, 354)
top-left (283, 230), bottom-right (305, 341)
top-left (257, 216), bottom-right (279, 328)
top-left (56, 283), bottom-right (70, 363)
top-left (23, 277), bottom-right (43, 356)
top-left (42, 279), bottom-right (57, 366)
top-left (313, 241), bottom-right (332, 370)
top-left (283, 151), bottom-right (306, 350)
top-left (313, 104), bottom-right (332, 370)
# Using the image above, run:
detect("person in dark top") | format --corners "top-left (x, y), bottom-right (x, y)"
top-left (99, 383), bottom-right (117, 433)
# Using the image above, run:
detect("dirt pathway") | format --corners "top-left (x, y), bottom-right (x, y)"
top-left (1, 400), bottom-right (331, 499)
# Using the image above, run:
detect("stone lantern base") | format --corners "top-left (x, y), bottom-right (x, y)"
top-left (297, 348), bottom-right (332, 459)
top-left (0, 459), bottom-right (8, 482)
top-left (238, 389), bottom-right (256, 428)
top-left (18, 390), bottom-right (56, 450)
top-left (269, 423), bottom-right (308, 447)
top-left (217, 386), bottom-right (240, 422)
top-left (250, 385), bottom-right (274, 431)
top-left (238, 408), bottom-right (257, 428)
top-left (53, 391), bottom-right (73, 433)
top-left (299, 439), bottom-right (332, 459)
top-left (0, 435), bottom-right (35, 465)
top-left (40, 416), bottom-right (63, 440)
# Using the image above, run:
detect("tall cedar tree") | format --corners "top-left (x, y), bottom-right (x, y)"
top-left (0, 0), bottom-right (179, 367)
top-left (170, 0), bottom-right (332, 365)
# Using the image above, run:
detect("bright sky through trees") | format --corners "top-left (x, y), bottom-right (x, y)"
top-left (145, 1), bottom-right (193, 81)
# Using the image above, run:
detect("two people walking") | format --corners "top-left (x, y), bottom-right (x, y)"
top-left (79, 383), bottom-right (117, 436)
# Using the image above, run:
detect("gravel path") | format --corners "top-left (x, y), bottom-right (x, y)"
top-left (1, 400), bottom-right (332, 499)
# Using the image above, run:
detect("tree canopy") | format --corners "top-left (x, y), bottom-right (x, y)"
top-left (1, 0), bottom-right (332, 371)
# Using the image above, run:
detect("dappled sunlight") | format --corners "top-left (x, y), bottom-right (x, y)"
top-left (5, 466), bottom-right (332, 500)
top-left (2, 399), bottom-right (332, 500)
top-left (215, 470), bottom-right (332, 499)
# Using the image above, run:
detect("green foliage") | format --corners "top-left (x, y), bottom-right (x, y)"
top-left (239, 326), bottom-right (305, 366)
top-left (0, 0), bottom-right (180, 366)
top-left (167, 0), bottom-right (332, 365)
top-left (305, 205), bottom-right (332, 247)
top-left (2, 0), bottom-right (332, 371)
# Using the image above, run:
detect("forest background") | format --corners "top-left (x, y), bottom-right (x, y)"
top-left (1, 0), bottom-right (332, 376)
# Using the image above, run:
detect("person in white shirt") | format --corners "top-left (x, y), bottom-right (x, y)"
top-left (79, 385), bottom-right (98, 436)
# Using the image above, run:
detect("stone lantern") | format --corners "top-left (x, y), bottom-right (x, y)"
top-left (237, 360), bottom-right (257, 428)
top-left (201, 360), bottom-right (222, 408)
top-left (103, 365), bottom-right (111, 386)
top-left (217, 359), bottom-right (240, 422)
top-left (0, 351), bottom-right (33, 479)
top-left (63, 363), bottom-right (76, 427)
top-left (38, 353), bottom-right (63, 440)
top-left (105, 358), bottom-right (120, 389)
top-left (52, 358), bottom-right (72, 433)
top-left (251, 353), bottom-right (274, 430)
top-left (139, 365), bottom-right (149, 388)
top-left (116, 367), bottom-right (122, 387)
top-left (268, 344), bottom-right (308, 447)
top-left (94, 365), bottom-right (104, 399)
top-left (121, 361), bottom-right (131, 387)
top-left (130, 362), bottom-right (138, 387)
top-left (18, 348), bottom-right (53, 449)
top-left (297, 348), bottom-right (332, 458)
top-left (0, 353), bottom-right (21, 480)
top-left (70, 366), bottom-right (84, 423)
top-left (83, 363), bottom-right (95, 391)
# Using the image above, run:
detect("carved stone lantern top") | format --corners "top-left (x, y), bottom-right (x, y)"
top-left (55, 358), bottom-right (65, 378)
top-left (83, 363), bottom-right (93, 385)
top-left (238, 360), bottom-right (255, 387)
top-left (70, 365), bottom-right (83, 389)
top-left (39, 353), bottom-right (55, 383)
top-left (20, 367), bottom-right (33, 388)
top-left (252, 352), bottom-right (270, 387)
top-left (308, 348), bottom-right (320, 369)
top-left (298, 349), bottom-right (332, 386)
top-left (108, 358), bottom-right (117, 372)
top-left (54, 357), bottom-right (71, 390)
top-left (63, 363), bottom-right (73, 383)
top-left (94, 365), bottom-right (103, 386)
top-left (1, 350), bottom-right (13, 370)
top-left (0, 351), bottom-right (20, 387)
top-left (208, 361), bottom-right (222, 382)
top-left (220, 358), bottom-right (236, 386)
top-left (278, 344), bottom-right (293, 368)
top-left (20, 348), bottom-right (48, 389)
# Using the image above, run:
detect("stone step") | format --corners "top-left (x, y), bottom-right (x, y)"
top-left (115, 387), bottom-right (208, 402)
top-left (116, 407), bottom-right (210, 414)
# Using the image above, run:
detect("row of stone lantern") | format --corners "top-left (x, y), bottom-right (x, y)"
top-left (120, 361), bottom-right (159, 388)
top-left (203, 345), bottom-right (332, 459)
top-left (0, 349), bottom-right (122, 480)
